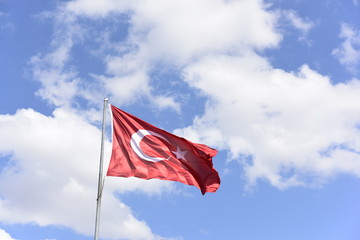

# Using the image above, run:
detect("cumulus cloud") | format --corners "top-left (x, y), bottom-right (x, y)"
top-left (0, 108), bottom-right (173, 239)
top-left (0, 229), bottom-right (16, 240)
top-left (175, 53), bottom-right (360, 189)
top-left (31, 0), bottom-right (185, 111)
top-left (65, 0), bottom-right (281, 56)
top-left (126, 0), bottom-right (280, 63)
top-left (58, 0), bottom-right (280, 102)
top-left (332, 23), bottom-right (360, 74)
top-left (30, 0), bottom-right (284, 110)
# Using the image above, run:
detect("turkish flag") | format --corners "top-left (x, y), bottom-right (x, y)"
top-left (107, 105), bottom-right (221, 194)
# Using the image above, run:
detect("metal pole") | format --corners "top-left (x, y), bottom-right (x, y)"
top-left (94, 98), bottom-right (108, 240)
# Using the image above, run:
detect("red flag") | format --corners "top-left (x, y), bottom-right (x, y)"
top-left (107, 105), bottom-right (220, 194)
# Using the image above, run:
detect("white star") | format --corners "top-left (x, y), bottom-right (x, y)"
top-left (172, 147), bottom-right (187, 161)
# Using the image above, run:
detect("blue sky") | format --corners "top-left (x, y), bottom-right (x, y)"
top-left (1, 0), bottom-right (360, 240)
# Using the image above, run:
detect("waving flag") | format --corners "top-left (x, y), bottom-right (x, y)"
top-left (107, 105), bottom-right (220, 194)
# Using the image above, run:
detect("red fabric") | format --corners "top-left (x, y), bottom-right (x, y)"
top-left (107, 105), bottom-right (220, 194)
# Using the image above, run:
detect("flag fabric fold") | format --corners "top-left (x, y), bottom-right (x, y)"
top-left (107, 105), bottom-right (221, 194)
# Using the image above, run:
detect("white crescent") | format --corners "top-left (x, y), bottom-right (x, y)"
top-left (130, 129), bottom-right (170, 162)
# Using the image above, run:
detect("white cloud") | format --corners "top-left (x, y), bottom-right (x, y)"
top-left (282, 10), bottom-right (314, 39)
top-left (176, 53), bottom-right (360, 189)
top-left (29, 9), bottom-right (87, 107)
top-left (0, 229), bottom-right (16, 240)
top-left (127, 0), bottom-right (281, 63)
top-left (31, 0), bottom-right (187, 112)
top-left (66, 0), bottom-right (130, 17)
top-left (30, 0), bottom-right (283, 111)
top-left (150, 95), bottom-right (181, 113)
top-left (0, 108), bottom-right (173, 239)
top-left (47, 0), bottom-right (281, 111)
top-left (65, 0), bottom-right (281, 58)
top-left (332, 23), bottom-right (360, 75)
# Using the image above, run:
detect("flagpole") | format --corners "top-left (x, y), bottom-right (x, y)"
top-left (94, 97), bottom-right (108, 240)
